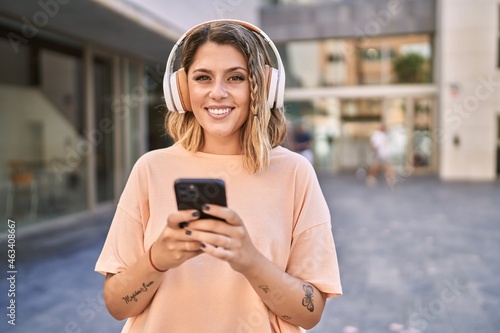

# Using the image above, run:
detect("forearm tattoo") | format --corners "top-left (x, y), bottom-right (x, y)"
top-left (259, 284), bottom-right (314, 314)
top-left (258, 285), bottom-right (270, 293)
top-left (122, 281), bottom-right (154, 304)
top-left (302, 284), bottom-right (314, 312)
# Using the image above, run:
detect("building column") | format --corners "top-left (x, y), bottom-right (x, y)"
top-left (84, 45), bottom-right (96, 212)
top-left (112, 55), bottom-right (123, 203)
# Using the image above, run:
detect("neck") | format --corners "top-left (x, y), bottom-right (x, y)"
top-left (201, 137), bottom-right (242, 155)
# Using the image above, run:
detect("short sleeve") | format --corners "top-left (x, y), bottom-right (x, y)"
top-left (286, 158), bottom-right (342, 297)
top-left (94, 208), bottom-right (145, 275)
top-left (94, 157), bottom-right (150, 275)
top-left (286, 223), bottom-right (342, 298)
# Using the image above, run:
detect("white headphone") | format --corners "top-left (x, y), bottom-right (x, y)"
top-left (163, 19), bottom-right (286, 113)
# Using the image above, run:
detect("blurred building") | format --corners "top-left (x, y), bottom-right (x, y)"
top-left (0, 0), bottom-right (498, 231)
top-left (265, 0), bottom-right (499, 182)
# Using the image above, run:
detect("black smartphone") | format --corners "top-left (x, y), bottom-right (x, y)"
top-left (174, 178), bottom-right (227, 220)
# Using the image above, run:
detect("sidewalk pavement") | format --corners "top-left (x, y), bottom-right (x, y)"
top-left (1, 173), bottom-right (499, 333)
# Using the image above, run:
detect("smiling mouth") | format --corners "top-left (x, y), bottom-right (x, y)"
top-left (207, 108), bottom-right (232, 115)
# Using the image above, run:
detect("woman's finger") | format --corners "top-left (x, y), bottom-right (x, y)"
top-left (199, 241), bottom-right (232, 260)
top-left (182, 240), bottom-right (204, 252)
top-left (167, 209), bottom-right (201, 229)
top-left (201, 205), bottom-right (242, 226)
top-left (184, 226), bottom-right (233, 248)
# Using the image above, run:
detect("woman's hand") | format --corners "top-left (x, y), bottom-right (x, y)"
top-left (151, 209), bottom-right (204, 271)
top-left (184, 204), bottom-right (261, 274)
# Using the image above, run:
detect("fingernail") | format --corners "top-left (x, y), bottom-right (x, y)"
top-left (200, 243), bottom-right (206, 249)
top-left (179, 222), bottom-right (188, 229)
top-left (192, 211), bottom-right (200, 217)
top-left (202, 205), bottom-right (209, 211)
top-left (185, 229), bottom-right (192, 236)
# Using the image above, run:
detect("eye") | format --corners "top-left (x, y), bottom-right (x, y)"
top-left (228, 74), bottom-right (245, 82)
top-left (194, 75), bottom-right (210, 81)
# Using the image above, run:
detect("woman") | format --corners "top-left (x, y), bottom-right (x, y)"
top-left (95, 20), bottom-right (341, 333)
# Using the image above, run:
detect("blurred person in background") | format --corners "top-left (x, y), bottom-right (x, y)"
top-left (293, 122), bottom-right (314, 165)
top-left (366, 123), bottom-right (394, 186)
top-left (95, 20), bottom-right (341, 333)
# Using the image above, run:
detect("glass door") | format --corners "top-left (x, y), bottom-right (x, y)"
top-left (383, 96), bottom-right (436, 176)
top-left (411, 98), bottom-right (434, 172)
top-left (339, 98), bottom-right (382, 170)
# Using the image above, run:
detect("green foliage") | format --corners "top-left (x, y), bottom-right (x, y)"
top-left (393, 53), bottom-right (428, 83)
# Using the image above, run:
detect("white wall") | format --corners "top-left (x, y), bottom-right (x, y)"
top-left (125, 0), bottom-right (261, 32)
top-left (438, 0), bottom-right (500, 180)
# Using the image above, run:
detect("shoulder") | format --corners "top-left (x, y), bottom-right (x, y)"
top-left (272, 145), bottom-right (311, 162)
top-left (270, 146), bottom-right (316, 176)
top-left (131, 145), bottom-right (186, 174)
top-left (135, 145), bottom-right (185, 164)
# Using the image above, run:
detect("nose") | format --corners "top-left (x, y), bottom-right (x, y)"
top-left (208, 78), bottom-right (228, 100)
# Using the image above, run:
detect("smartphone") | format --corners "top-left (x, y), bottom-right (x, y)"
top-left (174, 178), bottom-right (227, 220)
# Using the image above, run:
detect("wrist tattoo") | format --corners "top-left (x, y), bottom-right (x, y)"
top-left (258, 285), bottom-right (270, 293)
top-left (281, 315), bottom-right (292, 320)
top-left (122, 281), bottom-right (154, 304)
top-left (302, 284), bottom-right (314, 312)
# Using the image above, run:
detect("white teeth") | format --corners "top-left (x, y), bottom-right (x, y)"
top-left (208, 108), bottom-right (231, 115)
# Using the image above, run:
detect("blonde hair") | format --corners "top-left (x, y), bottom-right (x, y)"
top-left (165, 21), bottom-right (287, 173)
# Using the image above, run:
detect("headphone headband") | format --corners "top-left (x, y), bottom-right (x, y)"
top-left (164, 19), bottom-right (285, 113)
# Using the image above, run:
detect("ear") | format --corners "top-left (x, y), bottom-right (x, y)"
top-left (176, 68), bottom-right (192, 112)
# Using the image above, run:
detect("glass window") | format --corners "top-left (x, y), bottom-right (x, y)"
top-left (281, 34), bottom-right (433, 88)
top-left (284, 95), bottom-right (436, 174)
top-left (40, 49), bottom-right (84, 135)
top-left (285, 98), bottom-right (341, 170)
top-left (0, 37), bottom-right (86, 230)
top-left (118, 60), bottom-right (145, 184)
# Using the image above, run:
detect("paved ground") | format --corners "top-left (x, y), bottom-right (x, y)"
top-left (1, 172), bottom-right (499, 333)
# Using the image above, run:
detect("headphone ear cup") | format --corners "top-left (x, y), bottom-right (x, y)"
top-left (168, 68), bottom-right (191, 113)
top-left (176, 68), bottom-right (191, 112)
top-left (265, 65), bottom-right (279, 109)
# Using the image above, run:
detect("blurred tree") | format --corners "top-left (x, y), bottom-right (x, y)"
top-left (393, 53), bottom-right (428, 83)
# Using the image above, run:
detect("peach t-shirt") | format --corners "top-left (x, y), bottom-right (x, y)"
top-left (95, 144), bottom-right (342, 333)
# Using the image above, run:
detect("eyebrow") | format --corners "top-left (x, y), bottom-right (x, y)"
top-left (192, 66), bottom-right (248, 74)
